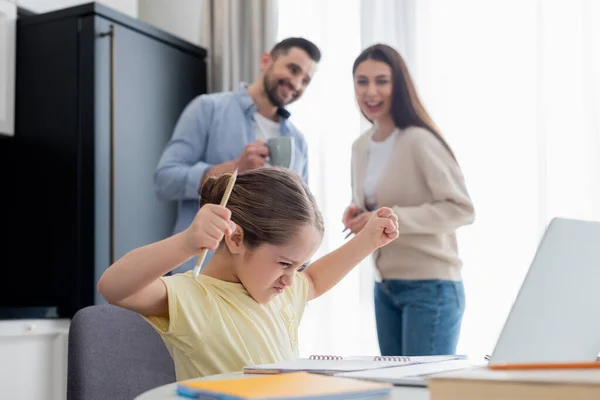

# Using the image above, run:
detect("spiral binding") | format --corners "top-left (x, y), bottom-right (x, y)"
top-left (373, 355), bottom-right (411, 362)
top-left (308, 355), bottom-right (343, 360)
top-left (309, 355), bottom-right (411, 362)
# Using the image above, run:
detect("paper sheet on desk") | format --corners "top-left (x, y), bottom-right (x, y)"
top-left (335, 359), bottom-right (487, 385)
top-left (243, 358), bottom-right (416, 374)
top-left (243, 355), bottom-right (465, 375)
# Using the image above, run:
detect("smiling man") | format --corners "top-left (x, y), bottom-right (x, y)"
top-left (154, 37), bottom-right (321, 274)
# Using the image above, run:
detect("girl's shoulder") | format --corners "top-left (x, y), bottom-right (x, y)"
top-left (282, 272), bottom-right (310, 311)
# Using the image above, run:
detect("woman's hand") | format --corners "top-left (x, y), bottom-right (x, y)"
top-left (343, 203), bottom-right (373, 237)
top-left (342, 203), bottom-right (362, 228)
top-left (347, 211), bottom-right (372, 234)
top-left (183, 204), bottom-right (236, 253)
top-left (356, 207), bottom-right (399, 249)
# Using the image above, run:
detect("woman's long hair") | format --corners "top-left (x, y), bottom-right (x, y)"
top-left (353, 44), bottom-right (456, 160)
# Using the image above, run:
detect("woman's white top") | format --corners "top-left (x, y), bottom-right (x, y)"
top-left (363, 128), bottom-right (399, 210)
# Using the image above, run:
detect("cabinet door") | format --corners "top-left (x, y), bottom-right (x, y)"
top-left (88, 17), bottom-right (207, 299)
top-left (0, 0), bottom-right (16, 136)
top-left (4, 13), bottom-right (81, 316)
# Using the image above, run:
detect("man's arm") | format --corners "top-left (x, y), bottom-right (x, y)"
top-left (298, 135), bottom-right (309, 183)
top-left (301, 145), bottom-right (309, 183)
top-left (153, 96), bottom-right (221, 201)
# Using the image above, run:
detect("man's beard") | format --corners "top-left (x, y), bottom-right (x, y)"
top-left (264, 73), bottom-right (284, 108)
top-left (263, 72), bottom-right (296, 108)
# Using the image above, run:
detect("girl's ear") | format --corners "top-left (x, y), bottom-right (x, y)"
top-left (224, 223), bottom-right (244, 255)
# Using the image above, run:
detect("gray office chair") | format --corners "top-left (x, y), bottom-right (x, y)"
top-left (67, 304), bottom-right (176, 400)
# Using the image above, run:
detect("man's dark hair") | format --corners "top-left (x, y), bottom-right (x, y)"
top-left (270, 37), bottom-right (321, 63)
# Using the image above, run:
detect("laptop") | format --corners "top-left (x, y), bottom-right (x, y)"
top-left (337, 217), bottom-right (600, 386)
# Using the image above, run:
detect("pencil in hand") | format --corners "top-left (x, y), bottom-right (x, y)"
top-left (192, 168), bottom-right (238, 278)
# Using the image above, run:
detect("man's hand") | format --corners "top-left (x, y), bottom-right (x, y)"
top-left (236, 140), bottom-right (269, 172)
top-left (200, 140), bottom-right (269, 187)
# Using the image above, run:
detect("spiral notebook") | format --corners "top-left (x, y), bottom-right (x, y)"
top-left (243, 354), bottom-right (462, 375)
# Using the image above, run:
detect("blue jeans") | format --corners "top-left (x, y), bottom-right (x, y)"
top-left (374, 279), bottom-right (465, 356)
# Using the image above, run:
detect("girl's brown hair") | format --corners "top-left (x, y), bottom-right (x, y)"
top-left (199, 167), bottom-right (324, 248)
top-left (353, 43), bottom-right (456, 161)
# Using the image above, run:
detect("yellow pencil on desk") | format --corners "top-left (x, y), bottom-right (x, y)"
top-left (192, 168), bottom-right (238, 278)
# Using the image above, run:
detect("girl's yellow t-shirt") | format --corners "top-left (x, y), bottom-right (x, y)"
top-left (143, 270), bottom-right (309, 381)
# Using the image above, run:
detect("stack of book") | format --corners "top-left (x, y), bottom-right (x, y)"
top-left (428, 365), bottom-right (600, 399)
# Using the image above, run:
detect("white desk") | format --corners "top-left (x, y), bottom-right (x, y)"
top-left (135, 372), bottom-right (429, 400)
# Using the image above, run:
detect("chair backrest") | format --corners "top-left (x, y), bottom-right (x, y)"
top-left (67, 304), bottom-right (175, 400)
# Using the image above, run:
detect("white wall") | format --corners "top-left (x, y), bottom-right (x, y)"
top-left (0, 319), bottom-right (70, 400)
top-left (19, 0), bottom-right (212, 41)
top-left (17, 0), bottom-right (138, 17)
top-left (137, 0), bottom-right (209, 48)
top-left (138, 0), bottom-right (211, 89)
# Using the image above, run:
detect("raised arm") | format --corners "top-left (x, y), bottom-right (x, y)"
top-left (97, 205), bottom-right (234, 317)
top-left (304, 207), bottom-right (398, 300)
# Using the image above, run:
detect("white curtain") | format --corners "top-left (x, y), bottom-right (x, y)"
top-left (138, 0), bottom-right (278, 93)
top-left (209, 0), bottom-right (279, 92)
top-left (391, 0), bottom-right (600, 356)
top-left (360, 0), bottom-right (418, 78)
top-left (279, 0), bottom-right (600, 357)
top-left (277, 0), bottom-right (381, 357)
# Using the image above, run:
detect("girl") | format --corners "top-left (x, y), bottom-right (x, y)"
top-left (343, 44), bottom-right (475, 356)
top-left (98, 167), bottom-right (398, 381)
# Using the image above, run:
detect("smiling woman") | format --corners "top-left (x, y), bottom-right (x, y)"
top-left (344, 44), bottom-right (475, 357)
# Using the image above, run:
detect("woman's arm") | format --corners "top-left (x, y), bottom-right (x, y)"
top-left (304, 208), bottom-right (398, 300)
top-left (96, 204), bottom-right (233, 317)
top-left (392, 129), bottom-right (475, 235)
